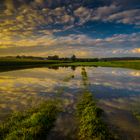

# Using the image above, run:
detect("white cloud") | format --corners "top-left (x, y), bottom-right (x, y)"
top-left (131, 48), bottom-right (140, 53)
top-left (107, 9), bottom-right (140, 25)
top-left (74, 7), bottom-right (93, 25)
top-left (92, 4), bottom-right (120, 21)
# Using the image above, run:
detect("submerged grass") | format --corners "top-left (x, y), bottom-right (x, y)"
top-left (76, 92), bottom-right (117, 140)
top-left (0, 100), bottom-right (61, 140)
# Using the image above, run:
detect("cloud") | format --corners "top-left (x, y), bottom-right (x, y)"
top-left (0, 1), bottom-right (139, 41)
top-left (0, 32), bottom-right (140, 57)
top-left (107, 9), bottom-right (140, 25)
top-left (92, 4), bottom-right (121, 20)
top-left (131, 48), bottom-right (140, 53)
top-left (0, 0), bottom-right (140, 57)
top-left (74, 7), bottom-right (93, 25)
top-left (55, 33), bottom-right (140, 47)
top-left (4, 0), bottom-right (15, 14)
top-left (0, 35), bottom-right (57, 49)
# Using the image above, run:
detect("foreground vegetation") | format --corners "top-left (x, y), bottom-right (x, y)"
top-left (0, 95), bottom-right (115, 140)
top-left (76, 92), bottom-right (115, 140)
top-left (76, 68), bottom-right (117, 140)
top-left (0, 100), bottom-right (61, 140)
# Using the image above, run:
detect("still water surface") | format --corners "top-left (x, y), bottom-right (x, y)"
top-left (0, 67), bottom-right (140, 139)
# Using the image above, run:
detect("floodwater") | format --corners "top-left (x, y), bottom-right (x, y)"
top-left (0, 66), bottom-right (140, 139)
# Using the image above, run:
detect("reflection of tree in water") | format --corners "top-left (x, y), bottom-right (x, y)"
top-left (48, 66), bottom-right (59, 70)
top-left (71, 66), bottom-right (76, 71)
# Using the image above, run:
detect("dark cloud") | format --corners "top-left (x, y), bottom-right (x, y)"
top-left (1, 0), bottom-right (139, 10)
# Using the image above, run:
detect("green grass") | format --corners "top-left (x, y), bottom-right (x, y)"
top-left (0, 58), bottom-right (69, 72)
top-left (52, 60), bottom-right (140, 70)
top-left (0, 58), bottom-right (140, 71)
top-left (0, 100), bottom-right (61, 140)
top-left (0, 87), bottom-right (119, 140)
top-left (0, 58), bottom-right (65, 66)
top-left (76, 92), bottom-right (116, 140)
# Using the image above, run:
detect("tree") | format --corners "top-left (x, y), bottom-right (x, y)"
top-left (47, 55), bottom-right (59, 60)
top-left (71, 54), bottom-right (76, 61)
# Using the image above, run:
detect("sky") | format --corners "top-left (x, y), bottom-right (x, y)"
top-left (0, 0), bottom-right (140, 58)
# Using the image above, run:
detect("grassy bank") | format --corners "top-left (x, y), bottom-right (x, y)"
top-left (0, 100), bottom-right (61, 140)
top-left (0, 58), bottom-right (66, 66)
top-left (52, 60), bottom-right (140, 70)
top-left (0, 58), bottom-right (69, 72)
top-left (0, 58), bottom-right (140, 71)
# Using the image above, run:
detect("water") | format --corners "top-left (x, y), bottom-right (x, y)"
top-left (0, 67), bottom-right (140, 139)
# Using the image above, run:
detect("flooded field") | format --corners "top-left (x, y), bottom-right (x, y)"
top-left (0, 67), bottom-right (140, 139)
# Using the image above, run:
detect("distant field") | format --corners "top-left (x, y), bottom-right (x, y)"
top-left (52, 60), bottom-right (140, 70)
top-left (0, 58), bottom-right (67, 71)
top-left (0, 58), bottom-right (63, 66)
top-left (0, 58), bottom-right (64, 72)
top-left (0, 58), bottom-right (140, 71)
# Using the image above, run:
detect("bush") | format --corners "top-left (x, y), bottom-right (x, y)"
top-left (0, 100), bottom-right (61, 140)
